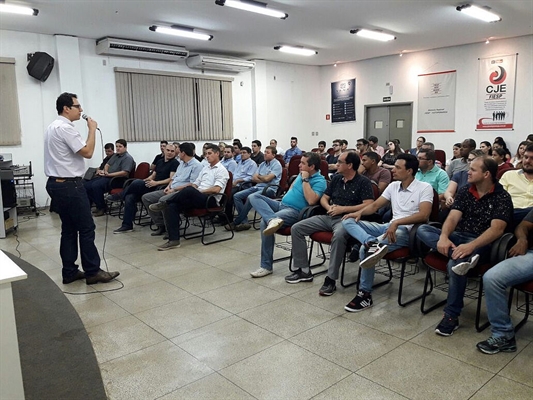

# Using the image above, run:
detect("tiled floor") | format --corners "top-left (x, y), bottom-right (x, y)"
top-left (2, 210), bottom-right (532, 399)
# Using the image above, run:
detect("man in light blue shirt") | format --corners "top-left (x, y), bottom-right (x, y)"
top-left (220, 145), bottom-right (237, 174)
top-left (142, 143), bottom-right (203, 236)
top-left (284, 136), bottom-right (303, 164)
top-left (415, 149), bottom-right (449, 201)
top-left (227, 146), bottom-right (282, 230)
top-left (224, 146), bottom-right (258, 222)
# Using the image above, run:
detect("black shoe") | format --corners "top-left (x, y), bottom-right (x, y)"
top-left (86, 270), bottom-right (120, 284)
top-left (344, 290), bottom-right (373, 312)
top-left (285, 269), bottom-right (313, 284)
top-left (348, 244), bottom-right (360, 263)
top-left (62, 270), bottom-right (85, 284)
top-left (106, 193), bottom-right (122, 203)
top-left (435, 314), bottom-right (459, 336)
top-left (319, 276), bottom-right (336, 296)
top-left (476, 336), bottom-right (517, 354)
top-left (113, 226), bottom-right (133, 234)
top-left (150, 226), bottom-right (166, 236)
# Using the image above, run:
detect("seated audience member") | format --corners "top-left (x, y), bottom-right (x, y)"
top-left (342, 154), bottom-right (433, 311)
top-left (415, 149), bottom-right (450, 201)
top-left (151, 140), bottom-right (168, 171)
top-left (251, 140), bottom-right (265, 165)
top-left (380, 139), bottom-right (402, 170)
top-left (224, 146), bottom-right (258, 223)
top-left (270, 139), bottom-right (285, 156)
top-left (247, 152), bottom-right (327, 278)
top-left (84, 139), bottom-right (135, 216)
top-left (192, 142), bottom-right (202, 162)
top-left (218, 142), bottom-right (227, 153)
top-left (368, 136), bottom-right (385, 157)
top-left (480, 141), bottom-right (492, 156)
top-left (149, 144), bottom-right (229, 250)
top-left (511, 141), bottom-right (529, 168)
top-left (356, 138), bottom-right (371, 156)
top-left (477, 208), bottom-right (533, 354)
top-left (447, 138), bottom-right (476, 178)
top-left (141, 143), bottom-right (203, 236)
top-left (172, 141), bottom-right (180, 149)
top-left (417, 157), bottom-right (513, 336)
top-left (233, 142), bottom-right (243, 163)
top-left (527, 134), bottom-right (533, 142)
top-left (286, 151), bottom-right (374, 290)
top-left (446, 143), bottom-right (461, 168)
top-left (96, 143), bottom-right (114, 174)
top-left (109, 144), bottom-right (179, 233)
top-left (360, 152), bottom-right (391, 194)
top-left (492, 137), bottom-right (512, 162)
top-left (284, 136), bottom-right (303, 164)
top-left (340, 139), bottom-right (349, 152)
top-left (326, 139), bottom-right (342, 174)
top-left (316, 140), bottom-right (328, 156)
top-left (421, 142), bottom-right (444, 168)
top-left (228, 146), bottom-right (282, 230)
top-left (221, 145), bottom-right (238, 174)
top-left (492, 147), bottom-right (514, 180)
top-left (409, 136), bottom-right (425, 155)
top-left (443, 150), bottom-right (484, 208)
top-left (499, 143), bottom-right (533, 224)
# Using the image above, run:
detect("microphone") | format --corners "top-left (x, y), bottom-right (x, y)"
top-left (82, 114), bottom-right (89, 120)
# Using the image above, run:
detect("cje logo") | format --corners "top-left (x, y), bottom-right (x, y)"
top-left (489, 66), bottom-right (507, 85)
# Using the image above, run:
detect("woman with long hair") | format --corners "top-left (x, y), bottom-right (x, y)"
top-left (446, 142), bottom-right (461, 167)
top-left (380, 139), bottom-right (402, 169)
top-left (493, 137), bottom-right (512, 162)
top-left (480, 141), bottom-right (492, 156)
top-left (511, 141), bottom-right (529, 168)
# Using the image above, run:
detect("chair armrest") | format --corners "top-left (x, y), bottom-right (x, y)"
top-left (491, 233), bottom-right (515, 263)
top-left (204, 192), bottom-right (227, 212)
top-left (108, 176), bottom-right (127, 190)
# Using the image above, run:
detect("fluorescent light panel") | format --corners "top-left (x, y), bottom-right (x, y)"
top-left (149, 25), bottom-right (213, 41)
top-left (215, 0), bottom-right (288, 19)
top-left (0, 3), bottom-right (38, 16)
top-left (351, 29), bottom-right (396, 42)
top-left (274, 46), bottom-right (317, 56)
top-left (456, 4), bottom-right (501, 22)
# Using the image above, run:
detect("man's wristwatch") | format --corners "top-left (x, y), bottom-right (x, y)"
top-left (302, 177), bottom-right (310, 183)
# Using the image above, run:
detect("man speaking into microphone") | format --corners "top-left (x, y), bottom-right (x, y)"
top-left (44, 92), bottom-right (119, 284)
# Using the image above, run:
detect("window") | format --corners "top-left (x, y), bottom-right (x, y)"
top-left (0, 58), bottom-right (22, 146)
top-left (115, 68), bottom-right (233, 142)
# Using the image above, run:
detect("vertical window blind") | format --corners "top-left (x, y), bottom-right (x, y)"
top-left (0, 58), bottom-right (22, 146)
top-left (115, 68), bottom-right (233, 142)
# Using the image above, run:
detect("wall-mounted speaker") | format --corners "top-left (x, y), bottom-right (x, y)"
top-left (27, 52), bottom-right (55, 82)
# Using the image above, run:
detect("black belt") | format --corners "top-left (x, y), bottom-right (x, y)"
top-left (49, 176), bottom-right (82, 182)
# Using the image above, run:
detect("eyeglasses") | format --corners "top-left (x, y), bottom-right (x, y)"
top-left (417, 158), bottom-right (428, 161)
top-left (70, 104), bottom-right (82, 109)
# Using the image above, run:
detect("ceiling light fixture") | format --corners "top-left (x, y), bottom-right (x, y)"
top-left (149, 25), bottom-right (213, 41)
top-left (0, 3), bottom-right (38, 16)
top-left (350, 29), bottom-right (396, 42)
top-left (274, 46), bottom-right (317, 56)
top-left (215, 0), bottom-right (288, 19)
top-left (456, 4), bottom-right (501, 22)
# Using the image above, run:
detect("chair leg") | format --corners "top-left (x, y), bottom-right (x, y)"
top-left (421, 268), bottom-right (445, 314)
top-left (340, 256), bottom-right (358, 288)
top-left (397, 258), bottom-right (424, 307)
top-left (475, 278), bottom-right (490, 332)
top-left (513, 290), bottom-right (531, 333)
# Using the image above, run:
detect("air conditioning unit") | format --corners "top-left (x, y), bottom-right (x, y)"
top-left (186, 55), bottom-right (255, 72)
top-left (96, 37), bottom-right (189, 61)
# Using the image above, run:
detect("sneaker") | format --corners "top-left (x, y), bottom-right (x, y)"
top-left (113, 226), bottom-right (133, 234)
top-left (344, 290), bottom-right (373, 312)
top-left (359, 241), bottom-right (388, 269)
top-left (149, 202), bottom-right (167, 212)
top-left (235, 223), bottom-right (251, 231)
top-left (263, 217), bottom-right (284, 236)
top-left (224, 222), bottom-right (235, 231)
top-left (106, 193), bottom-right (122, 202)
top-left (435, 314), bottom-right (459, 336)
top-left (150, 226), bottom-right (166, 236)
top-left (452, 254), bottom-right (480, 276)
top-left (250, 267), bottom-right (273, 278)
top-left (157, 240), bottom-right (181, 251)
top-left (348, 244), bottom-right (360, 263)
top-left (476, 336), bottom-right (517, 354)
top-left (285, 269), bottom-right (313, 284)
top-left (319, 276), bottom-right (336, 296)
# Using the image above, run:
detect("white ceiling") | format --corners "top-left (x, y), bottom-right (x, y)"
top-left (1, 0), bottom-right (532, 66)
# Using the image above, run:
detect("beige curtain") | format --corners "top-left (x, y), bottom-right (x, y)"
top-left (0, 58), bottom-right (22, 146)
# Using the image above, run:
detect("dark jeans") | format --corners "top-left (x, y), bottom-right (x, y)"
top-left (84, 176), bottom-right (111, 210)
top-left (46, 178), bottom-right (100, 279)
top-left (121, 179), bottom-right (155, 229)
top-left (161, 186), bottom-right (216, 241)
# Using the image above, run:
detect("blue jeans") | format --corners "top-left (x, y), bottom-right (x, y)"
top-left (234, 186), bottom-right (275, 225)
top-left (416, 224), bottom-right (490, 317)
top-left (342, 219), bottom-right (410, 292)
top-left (249, 194), bottom-right (300, 271)
top-left (121, 179), bottom-right (155, 229)
top-left (483, 250), bottom-right (533, 339)
top-left (84, 176), bottom-right (111, 210)
top-left (46, 178), bottom-right (100, 279)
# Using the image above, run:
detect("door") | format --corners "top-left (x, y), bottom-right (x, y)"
top-left (365, 103), bottom-right (413, 150)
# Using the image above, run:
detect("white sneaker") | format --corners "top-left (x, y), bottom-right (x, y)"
top-left (263, 217), bottom-right (284, 236)
top-left (359, 242), bottom-right (389, 269)
top-left (250, 267), bottom-right (273, 278)
top-left (452, 254), bottom-right (480, 276)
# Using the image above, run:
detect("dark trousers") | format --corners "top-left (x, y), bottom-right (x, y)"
top-left (121, 179), bottom-right (155, 229)
top-left (84, 176), bottom-right (111, 210)
top-left (161, 186), bottom-right (216, 241)
top-left (46, 178), bottom-right (100, 279)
